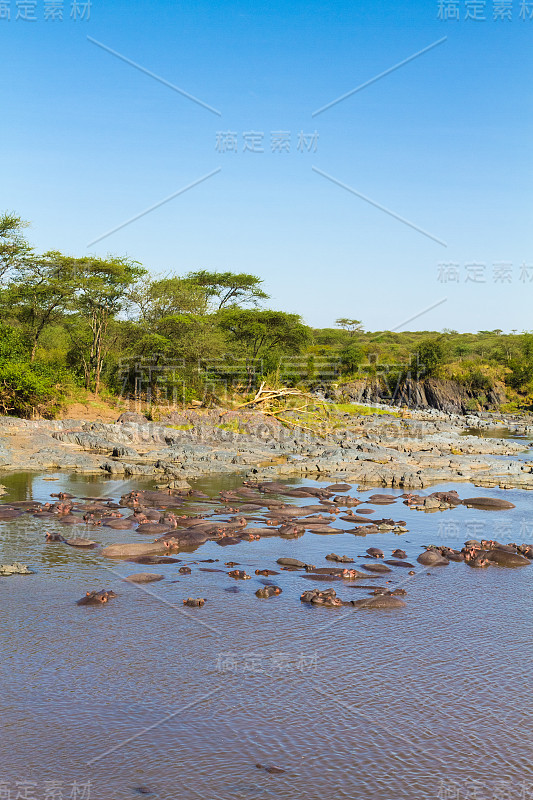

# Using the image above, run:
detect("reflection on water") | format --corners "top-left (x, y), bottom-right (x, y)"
top-left (463, 426), bottom-right (530, 440)
top-left (0, 470), bottom-right (531, 800)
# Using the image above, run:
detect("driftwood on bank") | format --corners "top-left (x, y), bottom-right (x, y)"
top-left (222, 382), bottom-right (332, 436)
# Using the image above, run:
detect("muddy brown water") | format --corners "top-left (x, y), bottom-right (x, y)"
top-left (0, 470), bottom-right (532, 800)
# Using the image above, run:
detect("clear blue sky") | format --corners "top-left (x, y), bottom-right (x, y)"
top-left (1, 0), bottom-right (531, 332)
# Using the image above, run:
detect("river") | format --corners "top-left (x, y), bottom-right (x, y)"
top-left (0, 466), bottom-right (531, 800)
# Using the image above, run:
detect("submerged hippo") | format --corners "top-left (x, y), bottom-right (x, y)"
top-left (300, 588), bottom-right (343, 608)
top-left (487, 549), bottom-right (531, 567)
top-left (353, 594), bottom-right (406, 609)
top-left (102, 542), bottom-right (168, 559)
top-left (361, 563), bottom-right (392, 574)
top-left (325, 553), bottom-right (354, 563)
top-left (255, 586), bottom-right (282, 599)
top-left (462, 497), bottom-right (515, 510)
top-left (392, 549), bottom-right (407, 559)
top-left (76, 589), bottom-right (116, 606)
top-left (417, 550), bottom-right (449, 567)
top-left (125, 573), bottom-right (164, 583)
top-left (65, 538), bottom-right (99, 549)
top-left (276, 557), bottom-right (314, 569)
top-left (228, 570), bottom-right (251, 580)
top-left (183, 598), bottom-right (205, 607)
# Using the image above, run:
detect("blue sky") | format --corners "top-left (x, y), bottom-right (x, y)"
top-left (1, 0), bottom-right (531, 331)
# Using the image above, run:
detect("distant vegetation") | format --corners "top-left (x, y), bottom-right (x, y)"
top-left (0, 211), bottom-right (532, 417)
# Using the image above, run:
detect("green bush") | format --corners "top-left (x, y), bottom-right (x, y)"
top-left (0, 361), bottom-right (64, 418)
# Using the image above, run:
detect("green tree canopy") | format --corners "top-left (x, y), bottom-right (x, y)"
top-left (186, 270), bottom-right (269, 309)
top-left (65, 255), bottom-right (146, 395)
top-left (0, 212), bottom-right (32, 279)
top-left (218, 308), bottom-right (310, 387)
top-left (127, 276), bottom-right (208, 322)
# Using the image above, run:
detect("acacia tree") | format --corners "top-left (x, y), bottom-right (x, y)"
top-left (335, 318), bottom-right (363, 336)
top-left (127, 276), bottom-right (207, 322)
top-left (186, 271), bottom-right (269, 309)
top-left (6, 251), bottom-right (78, 361)
top-left (0, 212), bottom-right (32, 280)
top-left (217, 308), bottom-right (310, 389)
top-left (66, 256), bottom-right (146, 396)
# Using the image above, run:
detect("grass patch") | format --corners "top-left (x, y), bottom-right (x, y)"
top-left (330, 403), bottom-right (400, 417)
top-left (217, 420), bottom-right (249, 434)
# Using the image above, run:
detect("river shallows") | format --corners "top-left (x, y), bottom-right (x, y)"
top-left (0, 471), bottom-right (531, 800)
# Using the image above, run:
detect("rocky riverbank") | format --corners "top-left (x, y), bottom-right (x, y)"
top-left (326, 376), bottom-right (509, 414)
top-left (0, 405), bottom-right (532, 490)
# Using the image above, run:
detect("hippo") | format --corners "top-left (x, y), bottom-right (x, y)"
top-left (353, 594), bottom-right (406, 609)
top-left (136, 521), bottom-right (177, 536)
top-left (104, 518), bottom-right (136, 530)
top-left (102, 542), bottom-right (168, 559)
top-left (462, 497), bottom-right (515, 510)
top-left (348, 525), bottom-right (380, 536)
top-left (215, 536), bottom-right (242, 547)
top-left (341, 568), bottom-right (368, 580)
top-left (308, 525), bottom-right (341, 535)
top-left (228, 570), bottom-right (251, 580)
top-left (444, 550), bottom-right (465, 562)
top-left (301, 588), bottom-right (343, 607)
top-left (255, 586), bottom-right (282, 599)
top-left (59, 514), bottom-right (85, 526)
top-left (65, 538), bottom-right (99, 549)
top-left (76, 589), bottom-right (116, 606)
top-left (384, 559), bottom-right (415, 568)
top-left (392, 549), bottom-right (407, 559)
top-left (467, 555), bottom-right (491, 568)
top-left (325, 483), bottom-right (352, 492)
top-left (45, 532), bottom-right (68, 543)
top-left (255, 569), bottom-right (279, 576)
top-left (183, 598), bottom-right (205, 607)
top-left (487, 549), bottom-right (531, 567)
top-left (120, 489), bottom-right (184, 509)
top-left (178, 566), bottom-right (192, 574)
top-left (243, 527), bottom-right (278, 537)
top-left (125, 573), bottom-right (164, 583)
top-left (417, 550), bottom-right (449, 567)
top-left (0, 508), bottom-right (23, 520)
top-left (361, 563), bottom-right (392, 574)
top-left (278, 524), bottom-right (304, 537)
top-left (129, 556), bottom-right (181, 565)
top-left (307, 567), bottom-right (346, 575)
top-left (366, 547), bottom-right (384, 559)
top-left (276, 558), bottom-right (314, 570)
top-left (428, 491), bottom-right (461, 506)
top-left (368, 494), bottom-right (398, 504)
top-left (325, 554), bottom-right (354, 563)
top-left (517, 544), bottom-right (533, 559)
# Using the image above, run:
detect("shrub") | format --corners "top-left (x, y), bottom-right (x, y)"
top-left (0, 361), bottom-right (64, 418)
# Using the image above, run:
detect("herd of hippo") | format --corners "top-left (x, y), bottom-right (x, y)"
top-left (0, 480), bottom-right (530, 610)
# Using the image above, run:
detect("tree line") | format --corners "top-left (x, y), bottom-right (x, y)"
top-left (0, 211), bottom-right (532, 417)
